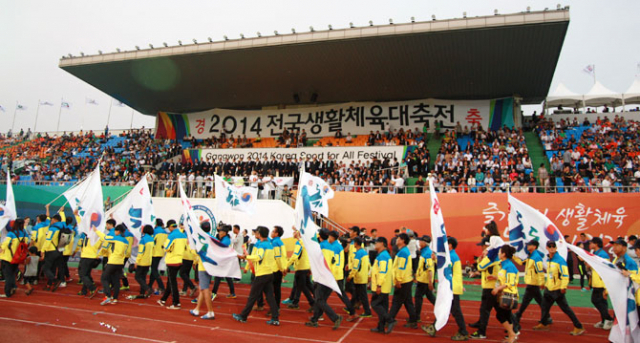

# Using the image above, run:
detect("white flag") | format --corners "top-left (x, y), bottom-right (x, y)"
top-left (179, 181), bottom-right (241, 278)
top-left (61, 101), bottom-right (71, 109)
top-left (63, 165), bottom-right (105, 244)
top-left (16, 104), bottom-right (27, 111)
top-left (583, 64), bottom-right (595, 76)
top-left (567, 244), bottom-right (640, 343)
top-left (111, 175), bottom-right (155, 241)
top-left (0, 170), bottom-right (17, 234)
top-left (295, 167), bottom-right (341, 294)
top-left (507, 193), bottom-right (568, 261)
top-left (40, 101), bottom-right (54, 106)
top-left (0, 105), bottom-right (5, 112)
top-left (298, 172), bottom-right (334, 217)
top-left (429, 178), bottom-right (453, 331)
top-left (86, 98), bottom-right (98, 105)
top-left (114, 100), bottom-right (126, 107)
top-left (486, 235), bottom-right (506, 263)
top-left (215, 175), bottom-right (258, 215)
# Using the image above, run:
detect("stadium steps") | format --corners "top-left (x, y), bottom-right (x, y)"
top-left (426, 133), bottom-right (441, 172)
top-left (523, 131), bottom-right (549, 182)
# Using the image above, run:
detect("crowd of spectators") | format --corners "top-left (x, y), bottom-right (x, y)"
top-left (535, 115), bottom-right (640, 192)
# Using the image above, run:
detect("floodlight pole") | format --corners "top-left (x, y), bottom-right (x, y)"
top-left (106, 98), bottom-right (113, 129)
top-left (11, 101), bottom-right (18, 132)
top-left (130, 109), bottom-right (134, 130)
top-left (56, 98), bottom-right (63, 132)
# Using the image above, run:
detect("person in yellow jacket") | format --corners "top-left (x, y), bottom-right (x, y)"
top-left (94, 224), bottom-right (130, 305)
top-left (533, 241), bottom-right (584, 336)
top-left (414, 235), bottom-right (435, 323)
top-left (76, 214), bottom-right (104, 298)
top-left (118, 227), bottom-right (135, 291)
top-left (328, 230), bottom-right (356, 319)
top-left (59, 210), bottom-right (78, 287)
top-left (158, 219), bottom-right (187, 309)
top-left (622, 240), bottom-right (640, 325)
top-left (127, 225), bottom-right (155, 300)
top-left (306, 229), bottom-right (344, 329)
top-left (422, 237), bottom-right (469, 340)
top-left (514, 240), bottom-right (550, 330)
top-left (149, 219), bottom-right (168, 294)
top-left (41, 212), bottom-right (67, 292)
top-left (31, 212), bottom-right (50, 279)
top-left (285, 229), bottom-right (314, 310)
top-left (178, 222), bottom-right (197, 297)
top-left (347, 237), bottom-right (372, 317)
top-left (385, 233), bottom-right (418, 333)
top-left (469, 239), bottom-right (501, 339)
top-left (586, 237), bottom-right (614, 330)
top-left (234, 226), bottom-right (280, 326)
top-left (0, 219), bottom-right (28, 298)
top-left (345, 226), bottom-right (360, 306)
top-left (491, 245), bottom-right (520, 343)
top-left (270, 226), bottom-right (287, 313)
top-left (370, 237), bottom-right (393, 333)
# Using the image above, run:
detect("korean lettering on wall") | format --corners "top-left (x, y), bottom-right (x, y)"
top-left (182, 98), bottom-right (492, 139)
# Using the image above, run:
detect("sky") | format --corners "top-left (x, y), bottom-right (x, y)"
top-left (1, 0), bottom-right (639, 133)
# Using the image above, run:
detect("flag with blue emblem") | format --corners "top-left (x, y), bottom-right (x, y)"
top-left (111, 175), bottom-right (155, 241)
top-left (180, 181), bottom-right (241, 278)
top-left (0, 170), bottom-right (17, 235)
top-left (429, 178), bottom-right (453, 331)
top-left (486, 236), bottom-right (506, 262)
top-left (63, 164), bottom-right (105, 244)
top-left (507, 193), bottom-right (568, 261)
top-left (215, 175), bottom-right (258, 215)
top-left (568, 244), bottom-right (640, 343)
top-left (295, 166), bottom-right (341, 294)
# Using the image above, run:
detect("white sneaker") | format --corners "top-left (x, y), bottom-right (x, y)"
top-left (593, 321), bottom-right (603, 329)
top-left (60, 282), bottom-right (67, 288)
top-left (603, 320), bottom-right (613, 330)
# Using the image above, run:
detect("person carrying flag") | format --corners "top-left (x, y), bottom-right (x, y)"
top-left (0, 218), bottom-right (28, 298)
top-left (270, 226), bottom-right (288, 314)
top-left (178, 222), bottom-right (197, 297)
top-left (422, 237), bottom-right (468, 341)
top-left (533, 241), bottom-right (584, 336)
top-left (328, 230), bottom-right (356, 319)
top-left (119, 226), bottom-right (135, 291)
top-left (41, 213), bottom-right (66, 292)
top-left (75, 216), bottom-right (104, 299)
top-left (306, 229), bottom-right (343, 329)
top-left (189, 221), bottom-right (216, 320)
top-left (347, 236), bottom-right (372, 318)
top-left (59, 211), bottom-right (78, 287)
top-left (586, 237), bottom-right (614, 330)
top-left (469, 239), bottom-right (501, 338)
top-left (514, 240), bottom-right (549, 331)
top-left (233, 226), bottom-right (280, 326)
top-left (385, 233), bottom-right (418, 333)
top-left (95, 224), bottom-right (130, 305)
top-left (414, 235), bottom-right (436, 323)
top-left (285, 229), bottom-right (314, 310)
top-left (211, 225), bottom-right (236, 299)
top-left (492, 245), bottom-right (519, 343)
top-left (370, 237), bottom-right (392, 333)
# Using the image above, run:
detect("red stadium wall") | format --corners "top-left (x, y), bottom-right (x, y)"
top-left (328, 192), bottom-right (640, 264)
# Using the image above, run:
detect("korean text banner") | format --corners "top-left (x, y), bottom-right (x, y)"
top-left (156, 98), bottom-right (513, 139)
top-left (327, 192), bottom-right (640, 265)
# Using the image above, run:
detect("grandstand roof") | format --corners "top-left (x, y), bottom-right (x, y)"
top-left (59, 9), bottom-right (570, 115)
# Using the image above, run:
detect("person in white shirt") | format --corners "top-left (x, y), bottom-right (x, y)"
top-left (391, 174), bottom-right (405, 194)
top-left (602, 176), bottom-right (612, 193)
top-left (231, 225), bottom-right (244, 255)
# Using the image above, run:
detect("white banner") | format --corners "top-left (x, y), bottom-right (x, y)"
top-left (295, 168), bottom-right (341, 294)
top-left (429, 178), bottom-right (453, 331)
top-left (151, 197), bottom-right (296, 239)
top-left (111, 175), bottom-right (156, 241)
top-left (159, 98), bottom-right (492, 139)
top-left (215, 175), bottom-right (258, 215)
top-left (0, 171), bottom-right (16, 234)
top-left (63, 166), bottom-right (105, 244)
top-left (194, 145), bottom-right (408, 166)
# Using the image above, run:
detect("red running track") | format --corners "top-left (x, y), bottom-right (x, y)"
top-left (0, 270), bottom-right (610, 343)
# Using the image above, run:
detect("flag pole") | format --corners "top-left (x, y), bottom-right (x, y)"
top-left (11, 101), bottom-right (18, 132)
top-left (34, 100), bottom-right (41, 132)
top-left (592, 65), bottom-right (596, 85)
top-left (130, 109), bottom-right (134, 130)
top-left (106, 98), bottom-right (113, 129)
top-left (56, 98), bottom-right (63, 133)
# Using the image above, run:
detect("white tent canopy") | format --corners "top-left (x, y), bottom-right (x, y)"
top-left (545, 82), bottom-right (583, 108)
top-left (623, 78), bottom-right (640, 105)
top-left (583, 81), bottom-right (623, 107)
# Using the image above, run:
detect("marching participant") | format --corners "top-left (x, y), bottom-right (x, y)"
top-left (370, 237), bottom-right (392, 333)
top-left (270, 226), bottom-right (288, 314)
top-left (414, 235), bottom-right (436, 323)
top-left (41, 213), bottom-right (67, 292)
top-left (492, 245), bottom-right (519, 343)
top-left (469, 239), bottom-right (501, 339)
top-left (119, 225), bottom-right (135, 291)
top-left (587, 237), bottom-right (613, 330)
top-left (178, 222), bottom-right (197, 297)
top-left (385, 233), bottom-right (418, 333)
top-left (306, 229), bottom-right (343, 329)
top-left (190, 222), bottom-right (216, 320)
top-left (514, 240), bottom-right (549, 331)
top-left (533, 241), bottom-right (584, 336)
top-left (94, 224), bottom-right (130, 305)
top-left (31, 211), bottom-right (51, 279)
top-left (328, 230), bottom-right (355, 319)
top-left (149, 219), bottom-right (167, 295)
top-left (0, 218), bottom-right (28, 297)
top-left (286, 229), bottom-right (315, 310)
top-left (128, 225), bottom-right (155, 299)
top-left (76, 214), bottom-right (104, 299)
top-left (212, 225), bottom-right (236, 299)
top-left (347, 236), bottom-right (372, 318)
top-left (233, 226), bottom-right (280, 326)
top-left (158, 219), bottom-right (187, 309)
